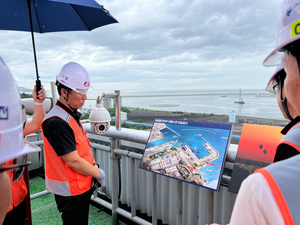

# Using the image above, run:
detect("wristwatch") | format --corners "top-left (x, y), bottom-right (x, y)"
top-left (93, 162), bottom-right (99, 168)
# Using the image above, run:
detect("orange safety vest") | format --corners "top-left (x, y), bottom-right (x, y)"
top-left (41, 105), bottom-right (93, 196)
top-left (255, 153), bottom-right (300, 225)
top-left (3, 160), bottom-right (27, 212)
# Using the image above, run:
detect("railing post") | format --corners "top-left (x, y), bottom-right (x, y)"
top-left (111, 138), bottom-right (119, 225)
top-left (177, 181), bottom-right (182, 225)
top-left (131, 158), bottom-right (136, 217)
top-left (208, 190), bottom-right (214, 224)
top-left (114, 90), bottom-right (121, 131)
top-left (50, 81), bottom-right (57, 104)
top-left (152, 173), bottom-right (157, 225)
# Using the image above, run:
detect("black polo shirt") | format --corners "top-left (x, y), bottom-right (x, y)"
top-left (42, 101), bottom-right (83, 157)
top-left (273, 116), bottom-right (300, 162)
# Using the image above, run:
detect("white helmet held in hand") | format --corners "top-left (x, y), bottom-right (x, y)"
top-left (263, 0), bottom-right (300, 66)
top-left (0, 57), bottom-right (40, 164)
top-left (56, 62), bottom-right (93, 95)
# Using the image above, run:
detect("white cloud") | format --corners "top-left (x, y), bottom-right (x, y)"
top-left (0, 0), bottom-right (282, 94)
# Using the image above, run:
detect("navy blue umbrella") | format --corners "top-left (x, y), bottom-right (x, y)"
top-left (0, 0), bottom-right (118, 93)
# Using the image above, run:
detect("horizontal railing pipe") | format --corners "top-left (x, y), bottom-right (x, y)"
top-left (113, 149), bottom-right (143, 160)
top-left (116, 207), bottom-right (152, 225)
top-left (30, 140), bottom-right (44, 146)
top-left (231, 135), bottom-right (240, 140)
top-left (83, 124), bottom-right (149, 144)
top-left (226, 148), bottom-right (237, 163)
top-left (91, 195), bottom-right (152, 225)
top-left (90, 143), bottom-right (111, 152)
top-left (30, 190), bottom-right (50, 200)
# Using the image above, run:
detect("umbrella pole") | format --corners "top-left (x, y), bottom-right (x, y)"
top-left (27, 0), bottom-right (41, 98)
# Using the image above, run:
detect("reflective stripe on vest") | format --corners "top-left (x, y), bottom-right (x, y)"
top-left (42, 105), bottom-right (93, 196)
top-left (255, 154), bottom-right (300, 225)
top-left (280, 123), bottom-right (300, 152)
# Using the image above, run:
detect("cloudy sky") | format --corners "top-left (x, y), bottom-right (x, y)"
top-left (0, 0), bottom-right (282, 97)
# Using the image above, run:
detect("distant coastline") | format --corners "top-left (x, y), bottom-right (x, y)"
top-left (121, 92), bottom-right (269, 98)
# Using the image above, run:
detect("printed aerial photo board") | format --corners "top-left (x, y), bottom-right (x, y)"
top-left (139, 118), bottom-right (232, 191)
top-left (228, 124), bottom-right (284, 194)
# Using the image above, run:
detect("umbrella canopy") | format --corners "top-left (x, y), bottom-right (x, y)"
top-left (0, 0), bottom-right (118, 92)
top-left (0, 0), bottom-right (118, 33)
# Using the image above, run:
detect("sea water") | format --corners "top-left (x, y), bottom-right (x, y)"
top-left (82, 89), bottom-right (284, 120)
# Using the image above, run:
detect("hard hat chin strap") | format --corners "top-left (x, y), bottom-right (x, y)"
top-left (281, 97), bottom-right (293, 121)
top-left (64, 96), bottom-right (70, 106)
top-left (279, 79), bottom-right (293, 121)
top-left (64, 90), bottom-right (75, 111)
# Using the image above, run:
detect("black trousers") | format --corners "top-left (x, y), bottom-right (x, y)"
top-left (54, 188), bottom-right (93, 225)
top-left (3, 198), bottom-right (26, 225)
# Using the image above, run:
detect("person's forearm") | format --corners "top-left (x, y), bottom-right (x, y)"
top-left (32, 104), bottom-right (46, 126)
top-left (24, 105), bottom-right (45, 136)
top-left (67, 157), bottom-right (101, 178)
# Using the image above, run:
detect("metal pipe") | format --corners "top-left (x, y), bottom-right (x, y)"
top-left (83, 124), bottom-right (149, 144)
top-left (91, 195), bottom-right (152, 225)
top-left (226, 148), bottom-right (237, 163)
top-left (30, 140), bottom-right (44, 146)
top-left (96, 93), bottom-right (105, 105)
top-left (115, 207), bottom-right (152, 225)
top-left (115, 90), bottom-right (121, 131)
top-left (231, 135), bottom-right (240, 140)
top-left (50, 81), bottom-right (57, 105)
top-left (91, 194), bottom-right (112, 209)
top-left (90, 143), bottom-right (110, 152)
top-left (177, 181), bottom-right (182, 225)
top-left (30, 190), bottom-right (50, 200)
top-left (111, 138), bottom-right (119, 225)
top-left (131, 158), bottom-right (136, 217)
top-left (96, 92), bottom-right (118, 105)
top-left (113, 149), bottom-right (143, 160)
top-left (152, 173), bottom-right (157, 225)
top-left (221, 175), bottom-right (231, 184)
top-left (208, 190), bottom-right (214, 224)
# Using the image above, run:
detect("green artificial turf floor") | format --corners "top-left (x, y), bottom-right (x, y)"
top-left (29, 176), bottom-right (127, 225)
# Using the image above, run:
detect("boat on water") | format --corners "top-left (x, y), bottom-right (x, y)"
top-left (234, 88), bottom-right (245, 104)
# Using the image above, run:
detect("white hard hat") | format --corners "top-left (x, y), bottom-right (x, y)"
top-left (263, 0), bottom-right (300, 66)
top-left (0, 57), bottom-right (40, 164)
top-left (56, 62), bottom-right (93, 95)
top-left (265, 65), bottom-right (285, 93)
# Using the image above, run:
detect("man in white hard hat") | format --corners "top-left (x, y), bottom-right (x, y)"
top-left (264, 66), bottom-right (300, 163)
top-left (41, 62), bottom-right (105, 225)
top-left (0, 57), bottom-right (41, 224)
top-left (227, 1), bottom-right (300, 224)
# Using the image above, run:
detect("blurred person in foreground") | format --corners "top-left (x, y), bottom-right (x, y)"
top-left (3, 85), bottom-right (46, 225)
top-left (229, 0), bottom-right (300, 224)
top-left (0, 56), bottom-right (41, 224)
top-left (41, 62), bottom-right (105, 225)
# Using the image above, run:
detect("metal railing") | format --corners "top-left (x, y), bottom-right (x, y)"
top-left (29, 125), bottom-right (238, 225)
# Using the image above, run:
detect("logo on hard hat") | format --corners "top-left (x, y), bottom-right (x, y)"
top-left (0, 106), bottom-right (8, 120)
top-left (84, 81), bottom-right (90, 87)
top-left (291, 19), bottom-right (300, 37)
top-left (286, 7), bottom-right (292, 16)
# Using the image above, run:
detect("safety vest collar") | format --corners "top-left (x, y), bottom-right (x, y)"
top-left (281, 116), bottom-right (300, 135)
